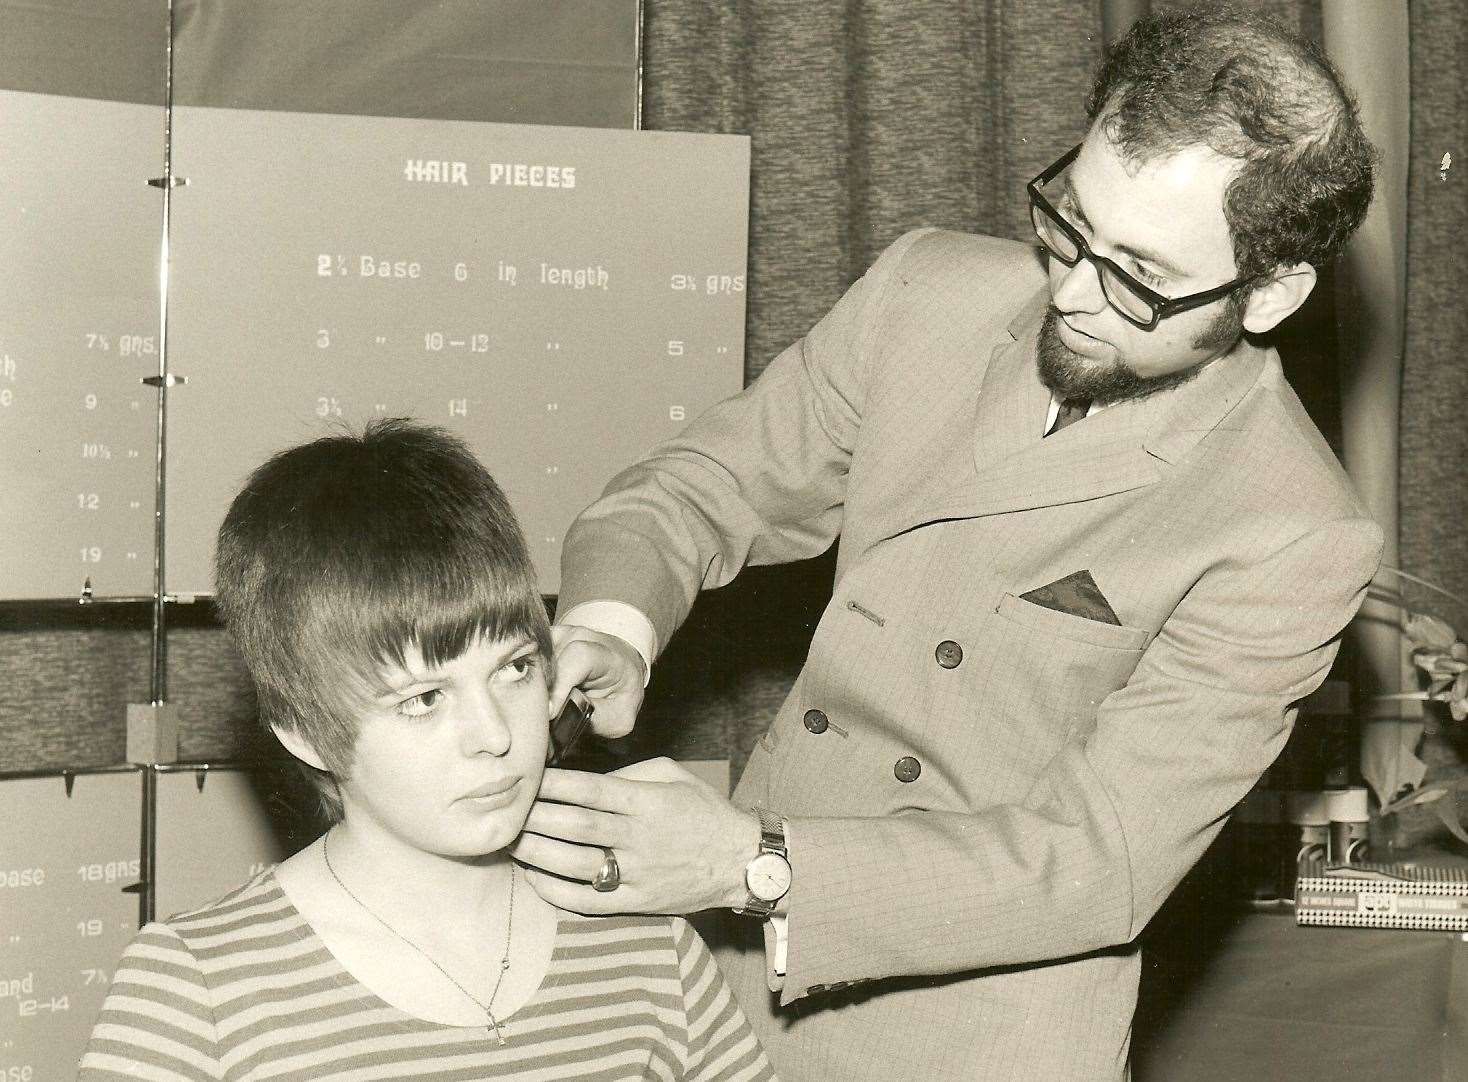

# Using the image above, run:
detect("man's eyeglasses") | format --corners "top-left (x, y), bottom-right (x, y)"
top-left (1026, 144), bottom-right (1257, 331)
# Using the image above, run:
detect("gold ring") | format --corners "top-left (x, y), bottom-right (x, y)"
top-left (591, 847), bottom-right (621, 892)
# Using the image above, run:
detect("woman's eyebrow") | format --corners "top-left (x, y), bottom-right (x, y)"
top-left (375, 673), bottom-right (436, 700)
top-left (492, 635), bottom-right (539, 662)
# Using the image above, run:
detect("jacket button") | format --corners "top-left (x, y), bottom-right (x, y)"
top-left (894, 756), bottom-right (922, 783)
top-left (803, 709), bottom-right (829, 734)
top-left (935, 640), bottom-right (963, 669)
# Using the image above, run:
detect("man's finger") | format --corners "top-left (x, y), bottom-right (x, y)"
top-left (521, 796), bottom-right (622, 846)
top-left (510, 831), bottom-right (610, 884)
top-left (546, 630), bottom-right (599, 712)
top-left (607, 756), bottom-right (691, 784)
top-left (582, 697), bottom-right (640, 740)
top-left (548, 628), bottom-right (645, 738)
top-left (536, 767), bottom-right (642, 813)
top-left (551, 632), bottom-right (639, 694)
top-left (517, 866), bottom-right (628, 916)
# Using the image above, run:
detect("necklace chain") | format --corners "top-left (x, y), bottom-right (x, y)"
top-left (321, 832), bottom-right (515, 1045)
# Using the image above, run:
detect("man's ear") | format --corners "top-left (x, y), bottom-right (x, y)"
top-left (1241, 262), bottom-right (1317, 335)
top-left (272, 724), bottom-right (329, 772)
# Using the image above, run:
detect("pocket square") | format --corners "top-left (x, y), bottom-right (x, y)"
top-left (1019, 570), bottom-right (1122, 626)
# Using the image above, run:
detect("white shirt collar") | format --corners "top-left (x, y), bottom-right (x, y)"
top-left (1043, 394), bottom-right (1105, 435)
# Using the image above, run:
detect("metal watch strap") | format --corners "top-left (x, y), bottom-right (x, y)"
top-left (737, 808), bottom-right (789, 918)
top-left (758, 807), bottom-right (787, 855)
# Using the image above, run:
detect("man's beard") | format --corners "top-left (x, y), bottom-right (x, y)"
top-left (1036, 298), bottom-right (1243, 405)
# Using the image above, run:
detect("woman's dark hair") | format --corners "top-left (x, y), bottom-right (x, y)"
top-left (214, 418), bottom-right (551, 821)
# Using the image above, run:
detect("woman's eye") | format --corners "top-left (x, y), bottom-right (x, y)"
top-left (495, 654), bottom-right (539, 684)
top-left (398, 689), bottom-right (442, 718)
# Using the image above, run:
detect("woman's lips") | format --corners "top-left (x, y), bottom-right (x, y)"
top-left (459, 777), bottom-right (520, 805)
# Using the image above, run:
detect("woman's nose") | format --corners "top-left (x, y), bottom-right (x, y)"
top-left (458, 695), bottom-right (513, 756)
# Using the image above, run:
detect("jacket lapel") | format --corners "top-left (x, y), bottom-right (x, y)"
top-left (878, 296), bottom-right (1268, 543)
top-left (970, 305), bottom-right (1053, 468)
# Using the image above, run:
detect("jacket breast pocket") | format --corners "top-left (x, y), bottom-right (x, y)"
top-left (994, 592), bottom-right (1150, 652)
top-left (932, 594), bottom-right (1150, 800)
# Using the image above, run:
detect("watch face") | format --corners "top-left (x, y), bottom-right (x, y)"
top-left (746, 852), bottom-right (792, 903)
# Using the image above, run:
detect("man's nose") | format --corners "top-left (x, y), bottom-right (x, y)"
top-left (1050, 254), bottom-right (1108, 314)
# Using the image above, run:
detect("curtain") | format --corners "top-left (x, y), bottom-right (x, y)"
top-left (1401, 2), bottom-right (1468, 598)
top-left (644, 0), bottom-right (1101, 384)
top-left (1394, 0), bottom-right (1468, 817)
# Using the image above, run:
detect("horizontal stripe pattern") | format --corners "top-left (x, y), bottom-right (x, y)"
top-left (79, 872), bottom-right (775, 1080)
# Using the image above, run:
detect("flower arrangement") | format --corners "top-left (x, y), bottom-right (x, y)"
top-left (1403, 612), bottom-right (1468, 721)
top-left (1372, 568), bottom-right (1468, 847)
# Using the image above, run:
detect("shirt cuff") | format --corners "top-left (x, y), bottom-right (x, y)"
top-left (768, 915), bottom-right (788, 988)
top-left (556, 600), bottom-right (657, 688)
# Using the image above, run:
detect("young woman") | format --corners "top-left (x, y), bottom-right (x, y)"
top-left (79, 420), bottom-right (775, 1080)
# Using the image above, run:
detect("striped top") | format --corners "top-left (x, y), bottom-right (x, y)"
top-left (79, 872), bottom-right (776, 1080)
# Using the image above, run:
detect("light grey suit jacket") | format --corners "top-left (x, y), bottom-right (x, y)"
top-left (558, 229), bottom-right (1383, 1080)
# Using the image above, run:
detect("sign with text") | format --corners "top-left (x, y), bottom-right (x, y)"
top-left (0, 92), bottom-right (162, 600)
top-left (164, 107), bottom-right (748, 595)
top-left (0, 771), bottom-right (142, 1079)
top-left (0, 95), bottom-right (747, 600)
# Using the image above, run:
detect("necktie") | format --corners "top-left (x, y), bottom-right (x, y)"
top-left (1046, 397), bottom-right (1091, 437)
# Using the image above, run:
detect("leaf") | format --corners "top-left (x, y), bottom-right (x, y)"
top-left (1406, 613), bottom-right (1459, 650)
top-left (1376, 776), bottom-right (1468, 817)
top-left (1379, 781), bottom-right (1448, 816)
top-left (1380, 567), bottom-right (1468, 609)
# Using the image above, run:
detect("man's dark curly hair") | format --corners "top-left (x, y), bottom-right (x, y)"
top-left (1085, 5), bottom-right (1376, 278)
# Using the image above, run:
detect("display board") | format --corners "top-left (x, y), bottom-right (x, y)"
top-left (0, 97), bottom-right (748, 599)
top-left (0, 770), bottom-right (142, 1079)
top-left (164, 107), bottom-right (748, 594)
top-left (153, 765), bottom-right (305, 920)
top-left (0, 91), bottom-right (163, 600)
top-left (0, 765), bottom-right (311, 1078)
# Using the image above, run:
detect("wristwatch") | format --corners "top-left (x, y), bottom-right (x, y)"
top-left (737, 808), bottom-right (791, 918)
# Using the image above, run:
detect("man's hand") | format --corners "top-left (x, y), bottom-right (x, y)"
top-left (512, 757), bottom-right (760, 915)
top-left (549, 624), bottom-right (647, 739)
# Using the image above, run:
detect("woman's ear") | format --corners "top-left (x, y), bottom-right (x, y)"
top-left (271, 724), bottom-right (329, 772)
top-left (1242, 262), bottom-right (1318, 335)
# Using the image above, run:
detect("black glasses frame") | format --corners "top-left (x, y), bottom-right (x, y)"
top-left (1026, 144), bottom-right (1258, 331)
